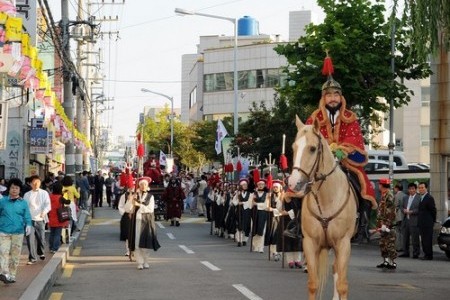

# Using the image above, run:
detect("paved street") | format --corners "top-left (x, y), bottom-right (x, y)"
top-left (40, 206), bottom-right (450, 300)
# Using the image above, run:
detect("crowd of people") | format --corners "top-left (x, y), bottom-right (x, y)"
top-left (0, 171), bottom-right (89, 285)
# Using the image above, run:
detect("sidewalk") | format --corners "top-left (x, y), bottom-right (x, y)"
top-left (0, 208), bottom-right (90, 300)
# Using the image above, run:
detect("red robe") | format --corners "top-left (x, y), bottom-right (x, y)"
top-left (306, 95), bottom-right (376, 203)
top-left (162, 185), bottom-right (185, 219)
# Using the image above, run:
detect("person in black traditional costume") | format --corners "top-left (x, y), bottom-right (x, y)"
top-left (277, 194), bottom-right (303, 269)
top-left (231, 178), bottom-right (253, 247)
top-left (251, 178), bottom-right (269, 253)
top-left (162, 177), bottom-right (185, 226)
top-left (126, 177), bottom-right (161, 270)
top-left (264, 180), bottom-right (284, 261)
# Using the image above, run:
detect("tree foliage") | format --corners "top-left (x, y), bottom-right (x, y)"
top-left (275, 0), bottom-right (431, 132)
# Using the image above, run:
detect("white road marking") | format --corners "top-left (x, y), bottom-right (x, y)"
top-left (233, 284), bottom-right (263, 300)
top-left (156, 222), bottom-right (165, 229)
top-left (179, 245), bottom-right (195, 254)
top-left (200, 261), bottom-right (221, 271)
top-left (167, 233), bottom-right (175, 240)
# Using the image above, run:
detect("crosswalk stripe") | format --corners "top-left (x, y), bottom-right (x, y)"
top-left (233, 284), bottom-right (263, 300)
top-left (201, 261), bottom-right (221, 271)
top-left (179, 245), bottom-right (194, 254)
top-left (156, 222), bottom-right (165, 229)
top-left (167, 233), bottom-right (175, 240)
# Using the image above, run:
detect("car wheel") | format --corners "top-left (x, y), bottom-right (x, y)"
top-left (446, 251), bottom-right (450, 259)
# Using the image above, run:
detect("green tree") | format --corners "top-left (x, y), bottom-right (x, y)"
top-left (275, 0), bottom-right (430, 133)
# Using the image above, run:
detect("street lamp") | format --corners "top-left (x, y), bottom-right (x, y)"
top-left (140, 88), bottom-right (174, 157)
top-left (175, 7), bottom-right (239, 135)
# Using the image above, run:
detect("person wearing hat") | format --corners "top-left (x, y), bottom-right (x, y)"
top-left (162, 177), bottom-right (185, 227)
top-left (231, 178), bottom-right (253, 247)
top-left (125, 177), bottom-right (160, 270)
top-left (305, 54), bottom-right (378, 236)
top-left (251, 179), bottom-right (269, 253)
top-left (264, 180), bottom-right (284, 261)
top-left (376, 178), bottom-right (397, 269)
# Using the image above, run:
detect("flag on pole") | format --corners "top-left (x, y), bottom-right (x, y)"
top-left (215, 119), bottom-right (228, 154)
top-left (159, 150), bottom-right (167, 166)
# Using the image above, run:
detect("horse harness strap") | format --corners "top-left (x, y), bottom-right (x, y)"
top-left (308, 184), bottom-right (352, 247)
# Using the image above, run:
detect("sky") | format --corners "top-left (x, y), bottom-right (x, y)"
top-left (49, 0), bottom-right (327, 141)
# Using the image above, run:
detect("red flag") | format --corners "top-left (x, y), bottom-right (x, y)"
top-left (279, 154), bottom-right (288, 171)
top-left (266, 173), bottom-right (273, 189)
top-left (253, 168), bottom-right (260, 183)
top-left (137, 144), bottom-right (144, 158)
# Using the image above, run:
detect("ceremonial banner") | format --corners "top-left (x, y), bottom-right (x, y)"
top-left (215, 119), bottom-right (228, 155)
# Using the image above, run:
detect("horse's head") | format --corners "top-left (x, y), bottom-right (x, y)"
top-left (288, 115), bottom-right (323, 193)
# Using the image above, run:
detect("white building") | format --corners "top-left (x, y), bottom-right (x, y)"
top-left (181, 12), bottom-right (311, 125)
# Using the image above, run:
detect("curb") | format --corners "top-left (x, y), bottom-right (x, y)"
top-left (19, 211), bottom-right (89, 300)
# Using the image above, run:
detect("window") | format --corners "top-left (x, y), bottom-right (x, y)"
top-left (189, 87), bottom-right (197, 109)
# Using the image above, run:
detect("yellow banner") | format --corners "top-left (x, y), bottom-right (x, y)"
top-left (5, 16), bottom-right (23, 42)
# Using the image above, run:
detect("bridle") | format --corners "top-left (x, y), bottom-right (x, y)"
top-left (291, 131), bottom-right (338, 187)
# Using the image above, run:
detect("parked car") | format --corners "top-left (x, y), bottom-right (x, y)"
top-left (437, 216), bottom-right (450, 259)
top-left (364, 159), bottom-right (398, 172)
top-left (367, 150), bottom-right (409, 169)
top-left (407, 162), bottom-right (430, 171)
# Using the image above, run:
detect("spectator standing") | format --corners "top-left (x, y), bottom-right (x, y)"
top-left (21, 177), bottom-right (32, 196)
top-left (47, 182), bottom-right (70, 253)
top-left (0, 178), bottom-right (32, 284)
top-left (113, 175), bottom-right (123, 209)
top-left (394, 184), bottom-right (406, 251)
top-left (23, 175), bottom-right (51, 264)
top-left (399, 183), bottom-right (421, 258)
top-left (78, 171), bottom-right (91, 210)
top-left (94, 171), bottom-right (105, 207)
top-left (61, 176), bottom-right (80, 235)
top-left (105, 173), bottom-right (114, 207)
top-left (417, 182), bottom-right (437, 260)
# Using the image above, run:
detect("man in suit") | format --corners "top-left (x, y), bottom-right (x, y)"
top-left (417, 182), bottom-right (437, 260)
top-left (399, 183), bottom-right (421, 258)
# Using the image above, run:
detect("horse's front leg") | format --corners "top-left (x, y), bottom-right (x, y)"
top-left (303, 236), bottom-right (319, 300)
top-left (333, 237), bottom-right (351, 300)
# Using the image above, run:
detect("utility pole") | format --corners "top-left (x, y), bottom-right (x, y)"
top-left (75, 0), bottom-right (84, 173)
top-left (61, 0), bottom-right (75, 177)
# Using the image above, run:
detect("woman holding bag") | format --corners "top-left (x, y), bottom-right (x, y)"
top-left (61, 176), bottom-right (80, 235)
top-left (47, 182), bottom-right (70, 253)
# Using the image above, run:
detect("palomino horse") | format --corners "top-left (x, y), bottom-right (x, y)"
top-left (288, 116), bottom-right (357, 300)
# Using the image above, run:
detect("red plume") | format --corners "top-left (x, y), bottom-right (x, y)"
top-left (137, 144), bottom-right (144, 158)
top-left (279, 154), bottom-right (288, 171)
top-left (321, 54), bottom-right (334, 76)
top-left (253, 168), bottom-right (260, 183)
top-left (266, 173), bottom-right (273, 189)
top-left (236, 160), bottom-right (242, 172)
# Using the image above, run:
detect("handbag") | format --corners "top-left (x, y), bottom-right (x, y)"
top-left (57, 197), bottom-right (72, 222)
top-left (283, 202), bottom-right (302, 239)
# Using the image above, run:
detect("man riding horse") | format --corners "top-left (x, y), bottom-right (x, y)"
top-left (305, 56), bottom-right (378, 236)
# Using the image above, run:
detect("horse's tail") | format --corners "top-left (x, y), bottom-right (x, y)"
top-left (317, 248), bottom-right (329, 300)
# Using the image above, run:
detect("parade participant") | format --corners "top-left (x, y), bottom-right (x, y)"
top-left (306, 55), bottom-right (378, 232)
top-left (277, 193), bottom-right (303, 269)
top-left (143, 153), bottom-right (162, 185)
top-left (265, 180), bottom-right (284, 261)
top-left (196, 175), bottom-right (208, 217)
top-left (23, 175), bottom-right (51, 264)
top-left (223, 183), bottom-right (235, 239)
top-left (251, 179), bottom-right (269, 253)
top-left (162, 177), bottom-right (185, 227)
top-left (213, 182), bottom-right (227, 237)
top-left (118, 179), bottom-right (135, 256)
top-left (232, 178), bottom-right (253, 247)
top-left (0, 178), bottom-right (32, 284)
top-left (125, 177), bottom-right (161, 270)
top-left (376, 178), bottom-right (397, 269)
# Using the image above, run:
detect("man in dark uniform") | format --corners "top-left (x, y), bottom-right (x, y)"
top-left (417, 182), bottom-right (436, 260)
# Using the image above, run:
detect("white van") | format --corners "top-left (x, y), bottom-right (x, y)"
top-left (366, 150), bottom-right (408, 170)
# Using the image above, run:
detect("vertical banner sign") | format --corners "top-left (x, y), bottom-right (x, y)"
top-left (0, 101), bottom-right (9, 150)
top-left (16, 0), bottom-right (37, 46)
top-left (30, 118), bottom-right (48, 154)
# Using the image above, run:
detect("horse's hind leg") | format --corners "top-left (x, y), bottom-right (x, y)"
top-left (334, 239), bottom-right (351, 300)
